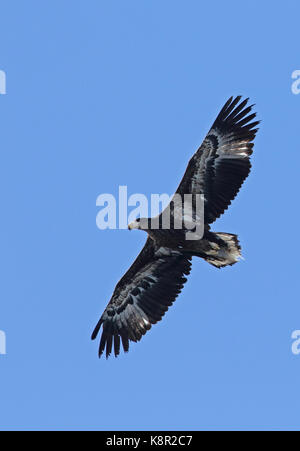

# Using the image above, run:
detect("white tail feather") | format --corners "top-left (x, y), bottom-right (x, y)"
top-left (206, 233), bottom-right (242, 268)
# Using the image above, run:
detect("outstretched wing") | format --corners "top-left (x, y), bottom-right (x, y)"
top-left (175, 96), bottom-right (259, 224)
top-left (91, 237), bottom-right (192, 358)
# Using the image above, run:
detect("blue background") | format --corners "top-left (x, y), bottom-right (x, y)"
top-left (0, 0), bottom-right (299, 431)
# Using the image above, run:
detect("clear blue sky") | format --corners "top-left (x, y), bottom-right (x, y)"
top-left (0, 0), bottom-right (300, 431)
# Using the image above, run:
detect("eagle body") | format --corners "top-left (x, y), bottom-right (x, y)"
top-left (137, 225), bottom-right (240, 268)
top-left (92, 96), bottom-right (259, 358)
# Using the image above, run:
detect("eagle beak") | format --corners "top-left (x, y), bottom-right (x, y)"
top-left (128, 220), bottom-right (141, 230)
top-left (128, 221), bottom-right (139, 230)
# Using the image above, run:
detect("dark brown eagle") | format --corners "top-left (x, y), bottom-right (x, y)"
top-left (92, 96), bottom-right (259, 358)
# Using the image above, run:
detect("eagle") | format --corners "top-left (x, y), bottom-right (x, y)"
top-left (92, 96), bottom-right (259, 358)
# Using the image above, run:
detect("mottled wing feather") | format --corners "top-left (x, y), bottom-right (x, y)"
top-left (175, 96), bottom-right (259, 224)
top-left (91, 238), bottom-right (192, 358)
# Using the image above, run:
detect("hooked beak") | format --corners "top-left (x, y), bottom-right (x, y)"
top-left (128, 220), bottom-right (139, 230)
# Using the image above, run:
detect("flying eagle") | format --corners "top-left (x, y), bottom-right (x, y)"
top-left (92, 96), bottom-right (259, 358)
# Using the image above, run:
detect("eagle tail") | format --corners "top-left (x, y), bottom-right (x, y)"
top-left (203, 232), bottom-right (242, 268)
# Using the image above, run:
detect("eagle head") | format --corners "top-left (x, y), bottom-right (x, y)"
top-left (128, 218), bottom-right (149, 230)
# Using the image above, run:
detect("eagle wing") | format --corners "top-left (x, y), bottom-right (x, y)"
top-left (91, 237), bottom-right (192, 358)
top-left (175, 96), bottom-right (259, 224)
